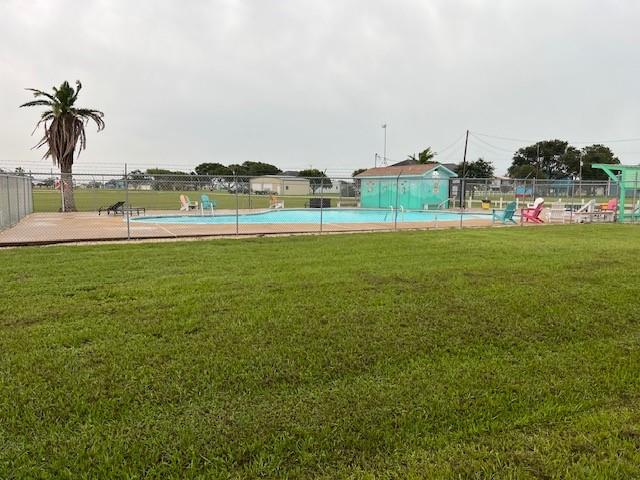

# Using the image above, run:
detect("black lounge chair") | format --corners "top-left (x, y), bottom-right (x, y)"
top-left (98, 201), bottom-right (125, 215)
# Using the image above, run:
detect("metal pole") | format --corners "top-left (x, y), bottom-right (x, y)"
top-left (23, 176), bottom-right (27, 217)
top-left (59, 170), bottom-right (65, 212)
top-left (15, 176), bottom-right (21, 220)
top-left (578, 152), bottom-right (583, 196)
top-left (459, 129), bottom-right (469, 208)
top-left (459, 178), bottom-right (464, 229)
top-left (125, 164), bottom-right (131, 240)
top-left (6, 176), bottom-right (12, 227)
top-left (383, 124), bottom-right (387, 165)
top-left (235, 173), bottom-right (239, 236)
top-left (319, 177), bottom-right (324, 233)
top-left (569, 179), bottom-right (574, 224)
top-left (394, 172), bottom-right (400, 230)
top-left (633, 173), bottom-right (638, 224)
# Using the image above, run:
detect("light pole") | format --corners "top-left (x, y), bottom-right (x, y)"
top-left (381, 124), bottom-right (387, 165)
top-left (578, 151), bottom-right (583, 196)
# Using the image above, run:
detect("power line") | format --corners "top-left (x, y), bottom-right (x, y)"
top-left (436, 132), bottom-right (467, 156)
top-left (471, 131), bottom-right (537, 143)
top-left (468, 134), bottom-right (517, 154)
top-left (472, 130), bottom-right (640, 146)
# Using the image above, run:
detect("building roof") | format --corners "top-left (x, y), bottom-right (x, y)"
top-left (390, 159), bottom-right (419, 167)
top-left (250, 175), bottom-right (309, 181)
top-left (355, 163), bottom-right (456, 178)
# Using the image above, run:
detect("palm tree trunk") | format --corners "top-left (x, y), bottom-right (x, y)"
top-left (60, 162), bottom-right (77, 212)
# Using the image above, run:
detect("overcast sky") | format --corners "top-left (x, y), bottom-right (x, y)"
top-left (1, 0), bottom-right (640, 176)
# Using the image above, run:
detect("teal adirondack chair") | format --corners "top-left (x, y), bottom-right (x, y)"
top-left (629, 200), bottom-right (640, 221)
top-left (200, 194), bottom-right (217, 215)
top-left (492, 201), bottom-right (517, 224)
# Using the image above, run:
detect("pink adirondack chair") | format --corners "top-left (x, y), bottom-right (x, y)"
top-left (179, 194), bottom-right (197, 211)
top-left (521, 198), bottom-right (545, 223)
top-left (601, 198), bottom-right (618, 212)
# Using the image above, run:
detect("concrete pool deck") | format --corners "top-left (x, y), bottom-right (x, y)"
top-left (0, 209), bottom-right (508, 246)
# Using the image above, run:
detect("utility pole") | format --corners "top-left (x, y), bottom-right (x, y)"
top-left (578, 151), bottom-right (583, 196)
top-left (374, 153), bottom-right (379, 168)
top-left (460, 129), bottom-right (469, 208)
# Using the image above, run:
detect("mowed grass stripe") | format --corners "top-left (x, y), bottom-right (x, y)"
top-left (1, 225), bottom-right (640, 478)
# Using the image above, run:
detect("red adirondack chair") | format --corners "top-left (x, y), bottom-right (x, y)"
top-left (521, 198), bottom-right (545, 223)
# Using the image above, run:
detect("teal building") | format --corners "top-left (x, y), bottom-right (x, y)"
top-left (356, 163), bottom-right (457, 209)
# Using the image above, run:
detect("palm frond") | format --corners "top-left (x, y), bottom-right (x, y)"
top-left (71, 80), bottom-right (82, 103)
top-left (19, 99), bottom-right (54, 108)
top-left (25, 88), bottom-right (57, 103)
top-left (74, 109), bottom-right (105, 131)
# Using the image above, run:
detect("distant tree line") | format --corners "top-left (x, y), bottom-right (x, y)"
top-left (506, 141), bottom-right (618, 180)
top-left (349, 140), bottom-right (621, 181)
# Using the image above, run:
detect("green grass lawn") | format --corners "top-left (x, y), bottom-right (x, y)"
top-left (33, 189), bottom-right (341, 212)
top-left (2, 226), bottom-right (640, 478)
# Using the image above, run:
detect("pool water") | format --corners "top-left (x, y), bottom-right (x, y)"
top-left (131, 209), bottom-right (487, 225)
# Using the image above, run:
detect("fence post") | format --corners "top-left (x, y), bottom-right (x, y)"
top-left (319, 178), bottom-right (324, 233)
top-left (6, 176), bottom-right (12, 227)
top-left (394, 173), bottom-right (401, 231)
top-left (634, 174), bottom-right (638, 224)
top-left (459, 178), bottom-right (464, 229)
top-left (59, 171), bottom-right (65, 213)
top-left (125, 164), bottom-right (131, 240)
top-left (235, 173), bottom-right (239, 236)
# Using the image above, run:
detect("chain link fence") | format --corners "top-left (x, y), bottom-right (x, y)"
top-left (0, 173), bottom-right (33, 232)
top-left (0, 171), bottom-right (636, 246)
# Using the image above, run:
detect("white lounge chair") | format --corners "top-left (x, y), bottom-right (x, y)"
top-left (547, 202), bottom-right (566, 223)
top-left (572, 199), bottom-right (596, 223)
top-left (526, 197), bottom-right (545, 208)
top-left (269, 195), bottom-right (284, 209)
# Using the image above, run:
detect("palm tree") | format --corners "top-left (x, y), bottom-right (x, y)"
top-left (418, 147), bottom-right (436, 164)
top-left (20, 80), bottom-right (104, 212)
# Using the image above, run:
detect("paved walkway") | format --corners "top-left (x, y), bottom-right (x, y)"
top-left (0, 210), bottom-right (500, 246)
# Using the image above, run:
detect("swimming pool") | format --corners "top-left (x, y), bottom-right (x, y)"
top-left (131, 209), bottom-right (488, 225)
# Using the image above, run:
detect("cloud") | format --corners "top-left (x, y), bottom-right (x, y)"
top-left (1, 0), bottom-right (640, 175)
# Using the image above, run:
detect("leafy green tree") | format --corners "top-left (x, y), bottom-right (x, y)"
top-left (299, 169), bottom-right (333, 194)
top-left (127, 169), bottom-right (152, 190)
top-left (194, 162), bottom-right (232, 176)
top-left (507, 164), bottom-right (545, 179)
top-left (226, 162), bottom-right (281, 188)
top-left (146, 168), bottom-right (190, 191)
top-left (507, 140), bottom-right (579, 179)
top-left (455, 158), bottom-right (494, 178)
top-left (20, 80), bottom-right (105, 211)
top-left (579, 144), bottom-right (620, 180)
top-left (352, 168), bottom-right (367, 177)
top-left (194, 163), bottom-right (234, 189)
top-left (242, 161), bottom-right (281, 176)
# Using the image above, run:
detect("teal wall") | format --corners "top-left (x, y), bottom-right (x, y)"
top-left (359, 169), bottom-right (455, 209)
